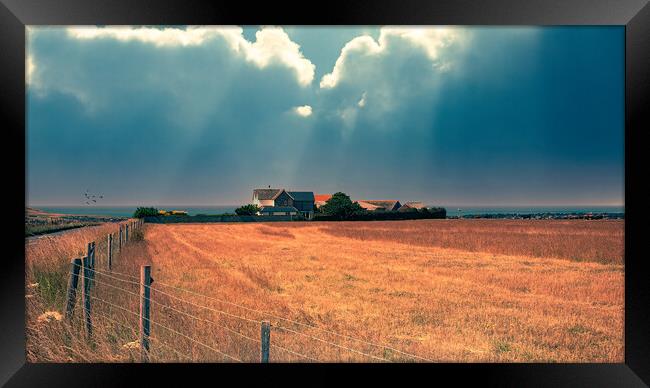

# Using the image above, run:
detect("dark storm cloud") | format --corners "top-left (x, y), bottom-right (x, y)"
top-left (27, 26), bottom-right (623, 206)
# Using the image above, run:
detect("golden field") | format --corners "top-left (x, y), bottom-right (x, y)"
top-left (25, 219), bottom-right (624, 363)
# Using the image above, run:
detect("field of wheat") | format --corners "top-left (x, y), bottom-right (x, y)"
top-left (25, 219), bottom-right (624, 363)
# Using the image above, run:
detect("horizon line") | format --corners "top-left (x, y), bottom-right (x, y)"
top-left (27, 203), bottom-right (625, 208)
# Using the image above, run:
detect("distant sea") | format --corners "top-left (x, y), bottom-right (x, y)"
top-left (31, 205), bottom-right (624, 218)
top-left (445, 206), bottom-right (624, 217)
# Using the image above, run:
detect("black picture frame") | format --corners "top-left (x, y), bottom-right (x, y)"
top-left (1, 0), bottom-right (648, 386)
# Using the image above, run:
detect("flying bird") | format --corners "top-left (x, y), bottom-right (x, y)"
top-left (82, 190), bottom-right (104, 205)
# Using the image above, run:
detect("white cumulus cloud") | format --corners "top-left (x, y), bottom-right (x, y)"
top-left (66, 26), bottom-right (315, 86)
top-left (246, 27), bottom-right (315, 87)
top-left (294, 105), bottom-right (312, 117)
top-left (320, 26), bottom-right (464, 89)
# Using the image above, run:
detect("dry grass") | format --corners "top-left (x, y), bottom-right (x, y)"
top-left (318, 219), bottom-right (624, 265)
top-left (26, 219), bottom-right (624, 363)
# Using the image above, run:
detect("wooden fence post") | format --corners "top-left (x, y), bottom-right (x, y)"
top-left (107, 233), bottom-right (113, 270)
top-left (126, 224), bottom-right (129, 243)
top-left (119, 226), bottom-right (123, 250)
top-left (261, 320), bottom-right (270, 363)
top-left (81, 255), bottom-right (92, 338)
top-left (140, 265), bottom-right (152, 362)
top-left (65, 258), bottom-right (82, 320)
top-left (87, 242), bottom-right (95, 288)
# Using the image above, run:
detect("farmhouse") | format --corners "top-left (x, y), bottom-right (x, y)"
top-left (356, 200), bottom-right (402, 212)
top-left (252, 188), bottom-right (315, 219)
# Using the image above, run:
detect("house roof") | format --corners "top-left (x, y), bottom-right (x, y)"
top-left (314, 194), bottom-right (332, 203)
top-left (404, 201), bottom-right (426, 209)
top-left (271, 189), bottom-right (293, 200)
top-left (253, 188), bottom-right (314, 202)
top-left (356, 201), bottom-right (383, 211)
top-left (357, 200), bottom-right (401, 210)
top-left (253, 188), bottom-right (282, 200)
top-left (260, 206), bottom-right (299, 213)
top-left (288, 191), bottom-right (314, 202)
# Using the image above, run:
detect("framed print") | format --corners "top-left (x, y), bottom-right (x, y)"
top-left (1, 0), bottom-right (649, 386)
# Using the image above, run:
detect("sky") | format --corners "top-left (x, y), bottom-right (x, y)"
top-left (26, 26), bottom-right (624, 207)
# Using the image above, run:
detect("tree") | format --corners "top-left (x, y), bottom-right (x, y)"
top-left (133, 207), bottom-right (159, 218)
top-left (235, 204), bottom-right (261, 216)
top-left (321, 192), bottom-right (364, 218)
top-left (428, 207), bottom-right (447, 218)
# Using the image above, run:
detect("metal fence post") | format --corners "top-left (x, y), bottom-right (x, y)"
top-left (65, 258), bottom-right (82, 320)
top-left (261, 320), bottom-right (270, 363)
top-left (140, 265), bottom-right (152, 362)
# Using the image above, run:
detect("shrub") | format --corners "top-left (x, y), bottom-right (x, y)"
top-left (133, 207), bottom-right (159, 218)
top-left (321, 192), bottom-right (364, 219)
top-left (428, 207), bottom-right (447, 218)
top-left (235, 204), bottom-right (261, 216)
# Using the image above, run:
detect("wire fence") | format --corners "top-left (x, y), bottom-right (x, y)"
top-left (60, 219), bottom-right (434, 363)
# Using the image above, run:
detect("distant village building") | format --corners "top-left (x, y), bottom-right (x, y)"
top-left (158, 209), bottom-right (188, 216)
top-left (398, 201), bottom-right (427, 212)
top-left (314, 194), bottom-right (332, 208)
top-left (252, 188), bottom-right (315, 219)
top-left (356, 200), bottom-right (402, 212)
top-left (355, 201), bottom-right (384, 211)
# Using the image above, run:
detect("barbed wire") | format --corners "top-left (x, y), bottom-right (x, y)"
top-left (67, 240), bottom-right (433, 363)
top-left (86, 296), bottom-right (196, 362)
top-left (75, 272), bottom-right (140, 300)
top-left (150, 299), bottom-right (261, 344)
top-left (82, 266), bottom-right (141, 287)
top-left (87, 292), bottom-right (241, 362)
top-left (72, 271), bottom-right (431, 363)
top-left (77, 284), bottom-right (314, 363)
top-left (150, 286), bottom-right (259, 325)
top-left (150, 320), bottom-right (242, 362)
top-left (78, 229), bottom-right (423, 360)
top-left (90, 268), bottom-right (140, 281)
top-left (77, 274), bottom-right (259, 350)
top-left (272, 324), bottom-right (390, 362)
top-left (149, 278), bottom-right (432, 362)
top-left (89, 294), bottom-right (143, 321)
